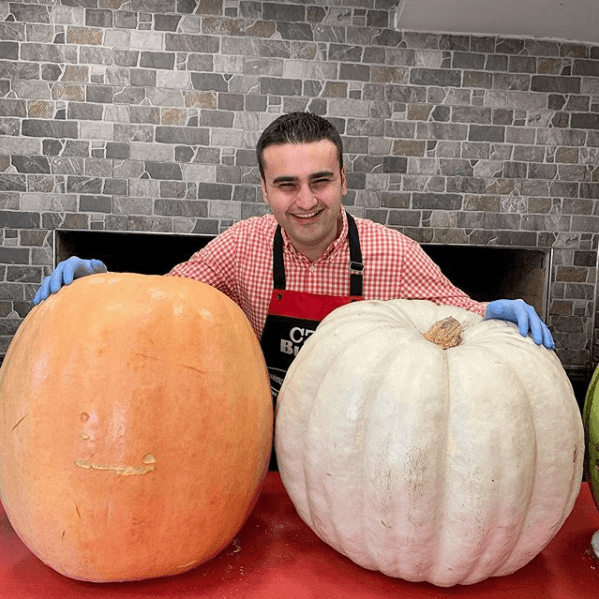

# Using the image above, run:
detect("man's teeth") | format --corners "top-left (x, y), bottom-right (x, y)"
top-left (294, 210), bottom-right (321, 219)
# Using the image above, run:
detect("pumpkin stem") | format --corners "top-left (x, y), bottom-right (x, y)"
top-left (423, 316), bottom-right (462, 349)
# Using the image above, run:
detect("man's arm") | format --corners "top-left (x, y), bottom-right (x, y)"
top-left (400, 240), bottom-right (554, 349)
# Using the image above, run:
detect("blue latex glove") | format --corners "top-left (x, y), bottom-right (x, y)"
top-left (485, 299), bottom-right (554, 350)
top-left (33, 257), bottom-right (107, 305)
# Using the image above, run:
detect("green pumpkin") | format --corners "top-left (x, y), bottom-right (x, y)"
top-left (583, 366), bottom-right (599, 513)
top-left (583, 366), bottom-right (599, 558)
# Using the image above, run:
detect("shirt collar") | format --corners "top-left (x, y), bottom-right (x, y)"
top-left (280, 205), bottom-right (349, 263)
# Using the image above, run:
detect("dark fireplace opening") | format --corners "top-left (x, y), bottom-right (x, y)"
top-left (422, 244), bottom-right (551, 320)
top-left (54, 230), bottom-right (551, 320)
top-left (55, 230), bottom-right (214, 276)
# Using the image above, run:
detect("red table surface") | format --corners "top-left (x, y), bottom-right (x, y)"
top-left (1, 474), bottom-right (598, 599)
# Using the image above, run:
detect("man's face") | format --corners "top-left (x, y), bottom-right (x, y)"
top-left (260, 139), bottom-right (347, 262)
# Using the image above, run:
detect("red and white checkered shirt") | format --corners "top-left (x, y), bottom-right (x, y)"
top-left (168, 208), bottom-right (487, 339)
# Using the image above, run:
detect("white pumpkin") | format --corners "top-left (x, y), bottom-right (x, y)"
top-left (275, 299), bottom-right (583, 587)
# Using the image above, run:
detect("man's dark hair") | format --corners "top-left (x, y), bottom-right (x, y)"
top-left (256, 112), bottom-right (344, 179)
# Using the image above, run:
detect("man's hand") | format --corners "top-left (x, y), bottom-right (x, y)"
top-left (485, 299), bottom-right (554, 350)
top-left (33, 257), bottom-right (107, 305)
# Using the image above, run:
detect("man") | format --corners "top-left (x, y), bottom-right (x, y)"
top-left (34, 112), bottom-right (554, 399)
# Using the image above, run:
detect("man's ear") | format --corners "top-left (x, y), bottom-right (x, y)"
top-left (340, 164), bottom-right (348, 195)
top-left (261, 177), bottom-right (269, 204)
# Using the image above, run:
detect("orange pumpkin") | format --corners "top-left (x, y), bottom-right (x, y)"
top-left (0, 273), bottom-right (272, 582)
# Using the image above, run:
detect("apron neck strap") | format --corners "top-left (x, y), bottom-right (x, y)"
top-left (347, 212), bottom-right (363, 297)
top-left (273, 226), bottom-right (286, 289)
top-left (272, 212), bottom-right (363, 296)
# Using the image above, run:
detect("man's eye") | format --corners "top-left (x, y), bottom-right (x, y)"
top-left (312, 179), bottom-right (330, 187)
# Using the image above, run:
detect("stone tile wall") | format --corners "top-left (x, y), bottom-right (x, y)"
top-left (0, 0), bottom-right (598, 376)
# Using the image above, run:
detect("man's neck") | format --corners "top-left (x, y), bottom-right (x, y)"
top-left (291, 214), bottom-right (344, 263)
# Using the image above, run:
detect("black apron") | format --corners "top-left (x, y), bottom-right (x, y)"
top-left (260, 213), bottom-right (364, 469)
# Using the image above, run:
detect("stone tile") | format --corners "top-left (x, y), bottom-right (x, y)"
top-left (532, 75), bottom-right (582, 94)
top-left (410, 68), bottom-right (461, 87)
top-left (412, 192), bottom-right (462, 210)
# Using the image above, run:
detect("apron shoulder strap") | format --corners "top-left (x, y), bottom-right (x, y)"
top-left (346, 212), bottom-right (363, 297)
top-left (273, 225), bottom-right (285, 290)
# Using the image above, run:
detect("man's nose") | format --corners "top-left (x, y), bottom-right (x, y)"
top-left (296, 184), bottom-right (318, 209)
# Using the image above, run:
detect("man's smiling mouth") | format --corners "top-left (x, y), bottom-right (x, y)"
top-left (292, 209), bottom-right (324, 220)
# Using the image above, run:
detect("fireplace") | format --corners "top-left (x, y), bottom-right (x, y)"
top-left (54, 230), bottom-right (551, 320)
top-left (422, 244), bottom-right (551, 320)
top-left (54, 230), bottom-right (214, 277)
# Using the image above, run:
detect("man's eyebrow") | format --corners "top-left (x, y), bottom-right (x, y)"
top-left (272, 171), bottom-right (335, 184)
top-left (272, 175), bottom-right (297, 184)
top-left (310, 170), bottom-right (335, 180)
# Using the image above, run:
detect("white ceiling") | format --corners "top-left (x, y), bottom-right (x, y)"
top-left (395, 0), bottom-right (599, 45)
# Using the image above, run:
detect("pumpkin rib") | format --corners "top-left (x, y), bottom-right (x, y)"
top-left (285, 319), bottom-right (376, 562)
top-left (304, 331), bottom-right (378, 560)
top-left (477, 326), bottom-right (583, 576)
top-left (358, 342), bottom-right (428, 574)
top-left (500, 370), bottom-right (582, 574)
top-left (440, 344), bottom-right (536, 584)
top-left (367, 342), bottom-right (450, 580)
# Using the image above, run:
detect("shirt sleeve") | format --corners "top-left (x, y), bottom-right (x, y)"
top-left (167, 225), bottom-right (239, 301)
top-left (401, 238), bottom-right (487, 317)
